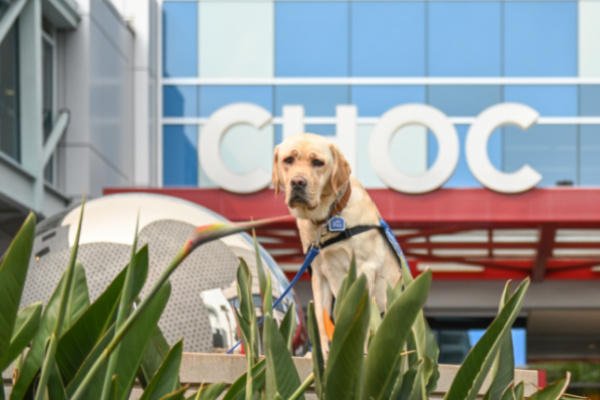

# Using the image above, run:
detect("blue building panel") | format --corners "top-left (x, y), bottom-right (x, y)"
top-left (163, 125), bottom-right (198, 186)
top-left (163, 86), bottom-right (199, 117)
top-left (504, 125), bottom-right (578, 187)
top-left (351, 86), bottom-right (426, 117)
top-left (351, 1), bottom-right (425, 76)
top-left (428, 125), bottom-right (502, 188)
top-left (275, 2), bottom-right (349, 77)
top-left (580, 86), bottom-right (600, 117)
top-left (504, 1), bottom-right (577, 76)
top-left (504, 86), bottom-right (578, 116)
top-left (275, 85), bottom-right (349, 116)
top-left (428, 86), bottom-right (502, 116)
top-left (199, 86), bottom-right (273, 117)
top-left (428, 1), bottom-right (501, 76)
top-left (162, 2), bottom-right (198, 77)
top-left (580, 126), bottom-right (600, 186)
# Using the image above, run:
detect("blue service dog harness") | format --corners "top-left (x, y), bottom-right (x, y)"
top-left (226, 188), bottom-right (410, 354)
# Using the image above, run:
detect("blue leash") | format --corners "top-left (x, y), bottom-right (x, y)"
top-left (226, 246), bottom-right (320, 354)
top-left (225, 218), bottom-right (408, 354)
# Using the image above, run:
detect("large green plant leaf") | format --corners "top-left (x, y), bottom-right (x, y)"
top-left (189, 383), bottom-right (228, 400)
top-left (235, 260), bottom-right (258, 366)
top-left (306, 303), bottom-right (324, 398)
top-left (47, 360), bottom-right (68, 400)
top-left (395, 359), bottom-right (423, 400)
top-left (222, 359), bottom-right (266, 400)
top-left (10, 263), bottom-right (87, 400)
top-left (264, 315), bottom-right (303, 400)
top-left (253, 230), bottom-right (268, 304)
top-left (2, 302), bottom-right (42, 371)
top-left (67, 283), bottom-right (171, 400)
top-left (102, 217), bottom-right (142, 400)
top-left (278, 303), bottom-right (296, 351)
top-left (323, 275), bottom-right (370, 400)
top-left (484, 283), bottom-right (515, 400)
top-left (528, 374), bottom-right (570, 400)
top-left (138, 325), bottom-right (173, 388)
top-left (362, 269), bottom-right (432, 400)
top-left (56, 246), bottom-right (149, 385)
top-left (0, 213), bottom-right (35, 372)
top-left (333, 255), bottom-right (357, 322)
top-left (140, 340), bottom-right (183, 400)
top-left (443, 278), bottom-right (530, 400)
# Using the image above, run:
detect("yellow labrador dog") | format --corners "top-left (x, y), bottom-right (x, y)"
top-left (272, 133), bottom-right (401, 352)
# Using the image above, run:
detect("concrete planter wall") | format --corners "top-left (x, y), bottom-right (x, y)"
top-left (5, 353), bottom-right (541, 399)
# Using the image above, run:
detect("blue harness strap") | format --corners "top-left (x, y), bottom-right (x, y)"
top-left (225, 218), bottom-right (408, 354)
top-left (226, 246), bottom-right (320, 354)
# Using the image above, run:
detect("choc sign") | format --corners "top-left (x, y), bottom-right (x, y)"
top-left (199, 103), bottom-right (542, 195)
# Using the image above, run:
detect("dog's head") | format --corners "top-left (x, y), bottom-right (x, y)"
top-left (272, 133), bottom-right (351, 221)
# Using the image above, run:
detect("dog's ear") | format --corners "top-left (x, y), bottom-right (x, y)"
top-left (272, 145), bottom-right (281, 196)
top-left (329, 143), bottom-right (351, 194)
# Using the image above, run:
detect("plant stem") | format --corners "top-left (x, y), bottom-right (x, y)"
top-left (289, 372), bottom-right (314, 400)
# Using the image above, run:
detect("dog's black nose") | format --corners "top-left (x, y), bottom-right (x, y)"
top-left (291, 176), bottom-right (307, 189)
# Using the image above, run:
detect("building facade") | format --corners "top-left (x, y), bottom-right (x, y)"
top-left (2, 0), bottom-right (600, 395)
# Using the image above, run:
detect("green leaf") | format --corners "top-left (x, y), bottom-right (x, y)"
top-left (67, 283), bottom-right (172, 400)
top-left (64, 261), bottom-right (91, 328)
top-left (395, 359), bottom-right (424, 400)
top-left (306, 303), bottom-right (324, 399)
top-left (362, 269), bottom-right (432, 400)
top-left (2, 302), bottom-right (42, 370)
top-left (138, 325), bottom-right (173, 388)
top-left (367, 299), bottom-right (382, 350)
top-left (333, 254), bottom-right (357, 322)
top-left (500, 385), bottom-right (516, 400)
top-left (324, 275), bottom-right (370, 400)
top-left (222, 359), bottom-right (266, 400)
top-left (443, 278), bottom-right (530, 400)
top-left (10, 263), bottom-right (87, 400)
top-left (264, 315), bottom-right (303, 400)
top-left (190, 382), bottom-right (227, 400)
top-left (47, 360), bottom-right (68, 400)
top-left (278, 302), bottom-right (296, 351)
top-left (0, 212), bottom-right (35, 371)
top-left (140, 340), bottom-right (183, 400)
top-left (513, 381), bottom-right (524, 400)
top-left (484, 282), bottom-right (515, 400)
top-left (158, 385), bottom-right (189, 400)
top-left (35, 333), bottom-right (59, 400)
top-left (236, 260), bottom-right (258, 366)
top-left (386, 281), bottom-right (402, 311)
top-left (263, 272), bottom-right (273, 319)
top-left (102, 215), bottom-right (142, 400)
top-left (253, 230), bottom-right (268, 304)
top-left (527, 374), bottom-right (570, 400)
top-left (56, 246), bottom-right (149, 385)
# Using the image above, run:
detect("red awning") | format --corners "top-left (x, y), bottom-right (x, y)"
top-left (104, 188), bottom-right (600, 281)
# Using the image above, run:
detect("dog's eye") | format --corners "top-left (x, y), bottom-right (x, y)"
top-left (312, 159), bottom-right (324, 167)
top-left (283, 157), bottom-right (294, 164)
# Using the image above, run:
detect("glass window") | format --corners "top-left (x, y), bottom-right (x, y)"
top-left (162, 1), bottom-right (198, 78)
top-left (199, 2), bottom-right (273, 78)
top-left (428, 86), bottom-right (502, 117)
top-left (504, 1), bottom-right (577, 76)
top-left (504, 86), bottom-right (578, 117)
top-left (163, 125), bottom-right (198, 186)
top-left (504, 125), bottom-right (577, 187)
top-left (0, 23), bottom-right (19, 161)
top-left (199, 86), bottom-right (273, 117)
top-left (163, 85), bottom-right (199, 117)
top-left (351, 86), bottom-right (426, 117)
top-left (275, 85), bottom-right (349, 117)
top-left (580, 126), bottom-right (600, 186)
top-left (275, 2), bottom-right (349, 77)
top-left (43, 34), bottom-right (55, 183)
top-left (351, 1), bottom-right (425, 77)
top-left (428, 1), bottom-right (501, 76)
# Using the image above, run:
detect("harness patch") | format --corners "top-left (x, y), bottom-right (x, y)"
top-left (328, 217), bottom-right (346, 232)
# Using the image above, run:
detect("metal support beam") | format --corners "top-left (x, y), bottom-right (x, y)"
top-left (0, 0), bottom-right (28, 45)
top-left (532, 224), bottom-right (557, 282)
top-left (43, 110), bottom-right (69, 166)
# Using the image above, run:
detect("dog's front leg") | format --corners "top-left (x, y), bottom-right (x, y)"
top-left (311, 268), bottom-right (332, 355)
